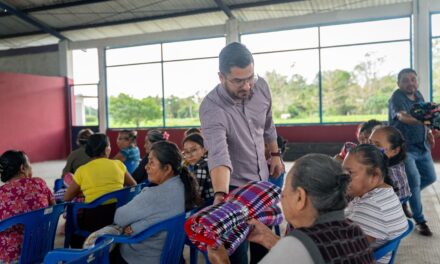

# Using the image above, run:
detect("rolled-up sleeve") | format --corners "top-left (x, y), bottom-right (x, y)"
top-left (200, 99), bottom-right (232, 173)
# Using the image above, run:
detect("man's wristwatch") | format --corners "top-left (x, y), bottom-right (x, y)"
top-left (270, 150), bottom-right (282, 157)
top-left (214, 191), bottom-right (228, 198)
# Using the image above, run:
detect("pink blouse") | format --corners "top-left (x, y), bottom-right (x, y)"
top-left (0, 177), bottom-right (54, 263)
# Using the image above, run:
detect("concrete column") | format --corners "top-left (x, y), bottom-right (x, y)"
top-left (97, 47), bottom-right (107, 133)
top-left (413, 0), bottom-right (431, 99)
top-left (58, 40), bottom-right (73, 78)
top-left (226, 18), bottom-right (240, 44)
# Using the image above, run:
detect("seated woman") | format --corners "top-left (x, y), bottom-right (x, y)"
top-left (208, 154), bottom-right (374, 264)
top-left (55, 128), bottom-right (94, 202)
top-left (131, 129), bottom-right (169, 184)
top-left (62, 128), bottom-right (94, 177)
top-left (342, 144), bottom-right (408, 264)
top-left (182, 133), bottom-right (214, 205)
top-left (0, 150), bottom-right (55, 263)
top-left (369, 126), bottom-right (412, 217)
top-left (64, 133), bottom-right (137, 248)
top-left (111, 141), bottom-right (201, 264)
top-left (114, 129), bottom-right (140, 174)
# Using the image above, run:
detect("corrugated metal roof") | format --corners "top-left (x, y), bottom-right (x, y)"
top-left (0, 0), bottom-right (412, 50)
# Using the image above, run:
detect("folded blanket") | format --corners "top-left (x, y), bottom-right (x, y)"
top-left (185, 181), bottom-right (283, 255)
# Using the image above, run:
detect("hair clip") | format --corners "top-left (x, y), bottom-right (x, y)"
top-left (163, 131), bottom-right (170, 141)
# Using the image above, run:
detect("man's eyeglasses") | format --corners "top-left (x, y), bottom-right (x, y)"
top-left (182, 148), bottom-right (201, 158)
top-left (226, 74), bottom-right (258, 87)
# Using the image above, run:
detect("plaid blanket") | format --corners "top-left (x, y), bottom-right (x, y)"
top-left (184, 181), bottom-right (283, 254)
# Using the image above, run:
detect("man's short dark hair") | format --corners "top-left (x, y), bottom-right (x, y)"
top-left (219, 42), bottom-right (254, 74)
top-left (397, 68), bottom-right (417, 82)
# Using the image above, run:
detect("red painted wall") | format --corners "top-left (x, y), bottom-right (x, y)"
top-left (107, 124), bottom-right (440, 161)
top-left (0, 72), bottom-right (70, 162)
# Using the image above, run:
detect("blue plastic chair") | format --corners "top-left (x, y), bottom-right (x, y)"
top-left (96, 212), bottom-right (186, 264)
top-left (0, 203), bottom-right (65, 264)
top-left (64, 185), bottom-right (142, 247)
top-left (373, 219), bottom-right (414, 264)
top-left (44, 238), bottom-right (114, 264)
top-left (54, 178), bottom-right (65, 193)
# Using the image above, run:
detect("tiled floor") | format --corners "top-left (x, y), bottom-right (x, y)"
top-left (32, 160), bottom-right (440, 263)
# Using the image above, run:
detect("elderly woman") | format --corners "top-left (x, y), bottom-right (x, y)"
top-left (0, 150), bottom-right (55, 263)
top-left (64, 133), bottom-right (136, 248)
top-left (208, 154), bottom-right (374, 264)
top-left (343, 144), bottom-right (408, 264)
top-left (111, 141), bottom-right (201, 264)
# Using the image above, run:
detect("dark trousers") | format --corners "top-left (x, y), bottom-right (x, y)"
top-left (69, 203), bottom-right (117, 248)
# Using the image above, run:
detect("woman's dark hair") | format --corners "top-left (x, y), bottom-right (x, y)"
top-left (183, 133), bottom-right (204, 148)
top-left (219, 42), bottom-right (254, 74)
top-left (290, 154), bottom-right (350, 214)
top-left (358, 119), bottom-right (383, 136)
top-left (77, 128), bottom-right (94, 146)
top-left (147, 129), bottom-right (166, 144)
top-left (374, 126), bottom-right (407, 166)
top-left (86, 133), bottom-right (109, 158)
top-left (0, 150), bottom-right (28, 182)
top-left (184, 127), bottom-right (201, 137)
top-left (120, 129), bottom-right (137, 144)
top-left (150, 141), bottom-right (202, 210)
top-left (348, 144), bottom-right (394, 189)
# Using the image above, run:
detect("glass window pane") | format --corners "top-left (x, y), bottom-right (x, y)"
top-left (433, 14), bottom-right (440, 37)
top-left (162, 38), bottom-right (225, 61)
top-left (241, 27), bottom-right (318, 53)
top-left (106, 44), bottom-right (161, 66)
top-left (107, 64), bottom-right (163, 128)
top-left (253, 50), bottom-right (320, 124)
top-left (163, 58), bottom-right (218, 127)
top-left (432, 39), bottom-right (440, 102)
top-left (320, 42), bottom-right (410, 123)
top-left (72, 49), bottom-right (99, 84)
top-left (72, 85), bottom-right (98, 126)
top-left (320, 18), bottom-right (410, 47)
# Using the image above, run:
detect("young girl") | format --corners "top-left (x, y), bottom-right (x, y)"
top-left (182, 133), bottom-right (214, 205)
top-left (342, 144), bottom-right (408, 264)
top-left (335, 119), bottom-right (383, 162)
top-left (369, 126), bottom-right (412, 216)
top-left (114, 129), bottom-right (140, 174)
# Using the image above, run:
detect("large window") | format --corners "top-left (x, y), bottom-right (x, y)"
top-left (106, 38), bottom-right (224, 128)
top-left (242, 28), bottom-right (320, 124)
top-left (432, 13), bottom-right (440, 102)
top-left (72, 49), bottom-right (99, 126)
top-left (242, 17), bottom-right (411, 124)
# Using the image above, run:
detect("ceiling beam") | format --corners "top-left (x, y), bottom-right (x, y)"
top-left (0, 1), bottom-right (68, 40)
top-left (0, 0), bottom-right (111, 17)
top-left (0, 0), bottom-right (303, 40)
top-left (213, 0), bottom-right (235, 19)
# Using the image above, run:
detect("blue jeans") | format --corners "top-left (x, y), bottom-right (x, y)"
top-left (404, 149), bottom-right (437, 223)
